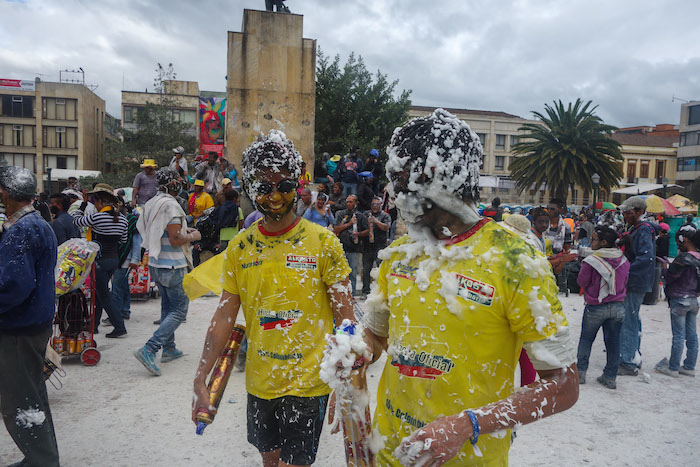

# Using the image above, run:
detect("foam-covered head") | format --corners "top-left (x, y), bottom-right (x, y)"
top-left (0, 166), bottom-right (37, 202)
top-left (385, 108), bottom-right (482, 224)
top-left (242, 130), bottom-right (302, 199)
top-left (156, 167), bottom-right (181, 194)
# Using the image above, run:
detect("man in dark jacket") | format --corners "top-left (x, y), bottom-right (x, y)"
top-left (618, 196), bottom-right (656, 376)
top-left (0, 166), bottom-right (60, 467)
top-left (333, 195), bottom-right (368, 296)
top-left (50, 192), bottom-right (80, 245)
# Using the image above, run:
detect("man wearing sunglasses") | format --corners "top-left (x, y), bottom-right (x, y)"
top-left (192, 130), bottom-right (355, 467)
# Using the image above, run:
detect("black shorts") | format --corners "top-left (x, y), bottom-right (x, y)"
top-left (247, 393), bottom-right (329, 465)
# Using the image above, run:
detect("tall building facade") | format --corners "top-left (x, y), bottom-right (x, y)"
top-left (675, 101), bottom-right (700, 189)
top-left (0, 78), bottom-right (105, 189)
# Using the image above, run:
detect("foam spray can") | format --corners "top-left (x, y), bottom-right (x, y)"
top-left (195, 324), bottom-right (246, 435)
top-left (336, 322), bottom-right (374, 466)
top-left (368, 216), bottom-right (375, 244)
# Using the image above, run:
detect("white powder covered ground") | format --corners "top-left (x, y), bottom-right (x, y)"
top-left (1, 293), bottom-right (698, 466)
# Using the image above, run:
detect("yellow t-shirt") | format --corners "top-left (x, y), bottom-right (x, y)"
top-left (372, 219), bottom-right (566, 466)
top-left (189, 192), bottom-right (214, 217)
top-left (222, 217), bottom-right (351, 399)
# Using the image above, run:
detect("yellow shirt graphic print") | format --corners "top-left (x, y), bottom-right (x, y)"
top-left (222, 218), bottom-right (350, 399)
top-left (372, 219), bottom-right (567, 466)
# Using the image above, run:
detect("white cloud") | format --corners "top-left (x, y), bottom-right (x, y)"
top-left (0, 0), bottom-right (698, 126)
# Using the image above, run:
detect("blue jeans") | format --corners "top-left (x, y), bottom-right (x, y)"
top-left (346, 252), bottom-right (361, 294)
top-left (146, 267), bottom-right (189, 354)
top-left (620, 291), bottom-right (646, 369)
top-left (343, 183), bottom-right (358, 196)
top-left (669, 297), bottom-right (699, 371)
top-left (94, 257), bottom-right (126, 333)
top-left (111, 267), bottom-right (131, 319)
top-left (577, 302), bottom-right (624, 379)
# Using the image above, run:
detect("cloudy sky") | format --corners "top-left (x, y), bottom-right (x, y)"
top-left (1, 0), bottom-right (698, 127)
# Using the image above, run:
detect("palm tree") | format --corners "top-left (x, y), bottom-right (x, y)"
top-left (509, 99), bottom-right (623, 201)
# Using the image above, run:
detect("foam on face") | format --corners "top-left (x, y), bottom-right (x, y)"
top-left (241, 129), bottom-right (303, 200)
top-left (386, 108), bottom-right (482, 225)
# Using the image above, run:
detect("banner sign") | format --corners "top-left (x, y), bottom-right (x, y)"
top-left (199, 97), bottom-right (225, 156)
top-left (0, 79), bottom-right (35, 91)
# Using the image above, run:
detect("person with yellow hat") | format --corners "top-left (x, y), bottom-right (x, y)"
top-left (132, 159), bottom-right (158, 207)
top-left (187, 179), bottom-right (213, 225)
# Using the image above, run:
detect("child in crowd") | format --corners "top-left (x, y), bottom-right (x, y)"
top-left (656, 225), bottom-right (700, 377)
top-left (577, 225), bottom-right (630, 389)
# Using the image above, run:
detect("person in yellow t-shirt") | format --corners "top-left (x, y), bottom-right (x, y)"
top-left (187, 179), bottom-right (214, 223)
top-left (354, 109), bottom-right (579, 466)
top-left (192, 130), bottom-right (355, 467)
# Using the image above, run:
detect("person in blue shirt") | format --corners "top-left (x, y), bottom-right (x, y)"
top-left (0, 166), bottom-right (60, 467)
top-left (303, 192), bottom-right (335, 227)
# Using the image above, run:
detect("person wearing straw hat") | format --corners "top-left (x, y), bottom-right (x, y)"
top-left (132, 158), bottom-right (159, 207)
top-left (72, 183), bottom-right (129, 338)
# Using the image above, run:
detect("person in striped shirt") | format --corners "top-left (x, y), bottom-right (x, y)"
top-left (134, 168), bottom-right (201, 376)
top-left (72, 184), bottom-right (129, 337)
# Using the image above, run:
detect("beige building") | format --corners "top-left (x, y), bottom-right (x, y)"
top-left (611, 129), bottom-right (678, 203)
top-left (121, 80), bottom-right (200, 138)
top-left (408, 106), bottom-right (536, 204)
top-left (0, 79), bottom-right (105, 190)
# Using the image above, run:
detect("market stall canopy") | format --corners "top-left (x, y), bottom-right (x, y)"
top-left (588, 201), bottom-right (617, 211)
top-left (41, 169), bottom-right (102, 180)
top-left (612, 183), bottom-right (681, 195)
top-left (666, 194), bottom-right (698, 213)
top-left (643, 194), bottom-right (681, 216)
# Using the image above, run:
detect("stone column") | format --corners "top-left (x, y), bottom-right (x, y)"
top-left (226, 9), bottom-right (316, 176)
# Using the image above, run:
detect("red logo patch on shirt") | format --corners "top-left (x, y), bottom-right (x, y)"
top-left (455, 274), bottom-right (495, 306)
top-left (285, 254), bottom-right (317, 270)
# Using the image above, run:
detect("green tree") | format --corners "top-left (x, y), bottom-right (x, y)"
top-left (315, 49), bottom-right (411, 172)
top-left (510, 99), bottom-right (623, 201)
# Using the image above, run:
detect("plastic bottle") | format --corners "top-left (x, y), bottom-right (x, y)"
top-left (195, 324), bottom-right (246, 435)
top-left (352, 214), bottom-right (359, 244)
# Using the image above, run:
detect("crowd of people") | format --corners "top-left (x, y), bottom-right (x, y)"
top-left (0, 109), bottom-right (697, 466)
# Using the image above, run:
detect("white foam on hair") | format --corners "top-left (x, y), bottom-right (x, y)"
top-left (242, 129), bottom-right (302, 199)
top-left (386, 109), bottom-right (482, 226)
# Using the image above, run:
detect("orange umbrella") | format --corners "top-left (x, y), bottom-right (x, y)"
top-left (645, 195), bottom-right (681, 216)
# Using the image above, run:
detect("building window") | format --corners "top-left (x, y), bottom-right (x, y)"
top-left (13, 125), bottom-right (22, 146)
top-left (510, 135), bottom-right (519, 148)
top-left (680, 131), bottom-right (700, 147)
top-left (640, 161), bottom-right (649, 179)
top-left (1, 153), bottom-right (36, 172)
top-left (495, 155), bottom-right (505, 170)
top-left (689, 105), bottom-right (700, 126)
top-left (495, 134), bottom-right (506, 150)
top-left (656, 160), bottom-right (665, 179)
top-left (123, 106), bottom-right (139, 123)
top-left (583, 190), bottom-right (590, 205)
top-left (1, 95), bottom-right (34, 117)
top-left (627, 160), bottom-right (636, 181)
top-left (172, 109), bottom-right (180, 122)
top-left (479, 155), bottom-right (485, 170)
top-left (476, 133), bottom-right (487, 147)
top-left (677, 157), bottom-right (697, 172)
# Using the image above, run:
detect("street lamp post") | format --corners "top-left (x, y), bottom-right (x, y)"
top-left (662, 177), bottom-right (669, 199)
top-left (591, 173), bottom-right (601, 219)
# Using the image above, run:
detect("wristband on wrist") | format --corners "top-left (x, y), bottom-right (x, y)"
top-left (465, 410), bottom-right (479, 445)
